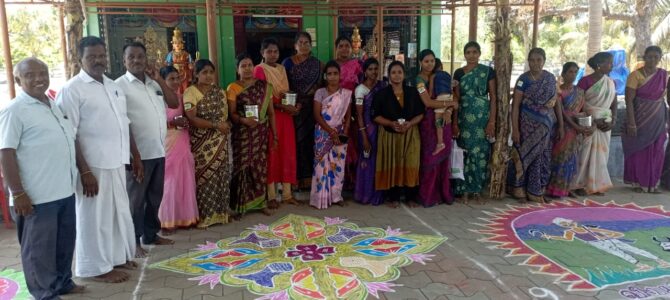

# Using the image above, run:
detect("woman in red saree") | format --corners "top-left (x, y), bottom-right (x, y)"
top-left (254, 38), bottom-right (299, 207)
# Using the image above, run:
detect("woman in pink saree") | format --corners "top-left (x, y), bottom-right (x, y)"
top-left (157, 66), bottom-right (198, 233)
top-left (334, 36), bottom-right (362, 190)
top-left (622, 46), bottom-right (668, 193)
top-left (311, 61), bottom-right (352, 209)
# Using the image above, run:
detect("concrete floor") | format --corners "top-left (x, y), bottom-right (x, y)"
top-left (1, 185), bottom-right (669, 300)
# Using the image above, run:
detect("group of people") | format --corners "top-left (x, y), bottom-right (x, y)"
top-left (511, 46), bottom-right (670, 204)
top-left (2, 27), bottom-right (669, 299)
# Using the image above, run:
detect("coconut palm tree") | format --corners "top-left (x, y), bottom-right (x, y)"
top-left (587, 0), bottom-right (603, 61)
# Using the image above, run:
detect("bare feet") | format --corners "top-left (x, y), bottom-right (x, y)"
top-left (114, 261), bottom-right (138, 270)
top-left (457, 193), bottom-right (470, 205)
top-left (593, 192), bottom-right (605, 196)
top-left (387, 201), bottom-right (399, 208)
top-left (161, 228), bottom-right (176, 236)
top-left (432, 143), bottom-right (446, 156)
top-left (334, 200), bottom-right (347, 207)
top-left (284, 197), bottom-right (300, 205)
top-left (62, 284), bottom-right (86, 295)
top-left (406, 201), bottom-right (419, 208)
top-left (649, 188), bottom-right (662, 194)
top-left (633, 187), bottom-right (645, 193)
top-left (473, 193), bottom-right (487, 205)
top-left (135, 245), bottom-right (147, 258)
top-left (268, 200), bottom-right (279, 209)
top-left (154, 236), bottom-right (175, 245)
top-left (92, 270), bottom-right (129, 283)
top-left (262, 208), bottom-right (274, 216)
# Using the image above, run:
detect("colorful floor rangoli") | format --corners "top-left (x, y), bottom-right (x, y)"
top-left (474, 199), bottom-right (670, 291)
top-left (151, 214), bottom-right (445, 299)
top-left (0, 269), bottom-right (28, 300)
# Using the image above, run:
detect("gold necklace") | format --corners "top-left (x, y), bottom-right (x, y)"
top-left (393, 90), bottom-right (403, 101)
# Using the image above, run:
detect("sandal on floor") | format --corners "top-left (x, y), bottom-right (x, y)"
top-left (648, 188), bottom-right (662, 194)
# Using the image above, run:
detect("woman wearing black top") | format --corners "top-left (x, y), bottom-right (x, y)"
top-left (372, 61), bottom-right (426, 207)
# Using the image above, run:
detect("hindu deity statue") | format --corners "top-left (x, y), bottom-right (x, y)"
top-left (351, 25), bottom-right (366, 60)
top-left (165, 27), bottom-right (193, 93)
top-left (364, 24), bottom-right (379, 59)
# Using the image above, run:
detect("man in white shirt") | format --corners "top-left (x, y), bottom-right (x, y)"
top-left (115, 42), bottom-right (178, 257)
top-left (0, 57), bottom-right (84, 299)
top-left (56, 36), bottom-right (136, 283)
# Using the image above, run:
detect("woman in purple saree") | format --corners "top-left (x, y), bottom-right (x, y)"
top-left (415, 49), bottom-right (459, 207)
top-left (354, 58), bottom-right (386, 205)
top-left (622, 46), bottom-right (668, 193)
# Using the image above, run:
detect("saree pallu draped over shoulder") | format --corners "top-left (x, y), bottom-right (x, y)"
top-left (622, 69), bottom-right (668, 189)
top-left (416, 75), bottom-right (453, 206)
top-left (254, 63), bottom-right (297, 186)
top-left (187, 86), bottom-right (233, 228)
top-left (507, 71), bottom-right (557, 202)
top-left (310, 88), bottom-right (351, 209)
top-left (283, 56), bottom-right (321, 183)
top-left (547, 86), bottom-right (584, 197)
top-left (454, 65), bottom-right (492, 196)
top-left (354, 81), bottom-right (387, 205)
top-left (574, 75), bottom-right (616, 194)
top-left (228, 80), bottom-right (272, 214)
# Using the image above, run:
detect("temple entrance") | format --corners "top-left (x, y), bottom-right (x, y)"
top-left (233, 16), bottom-right (302, 64)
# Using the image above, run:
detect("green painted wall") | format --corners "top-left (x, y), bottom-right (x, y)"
top-left (418, 14), bottom-right (442, 54)
top-left (195, 15), bottom-right (208, 60)
top-left (219, 9), bottom-right (236, 85)
top-left (84, 1), bottom-right (443, 84)
top-left (84, 8), bottom-right (100, 37)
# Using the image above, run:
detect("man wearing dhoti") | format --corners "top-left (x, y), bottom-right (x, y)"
top-left (57, 36), bottom-right (137, 283)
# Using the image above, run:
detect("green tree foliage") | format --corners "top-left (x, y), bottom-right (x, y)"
top-left (0, 6), bottom-right (62, 70)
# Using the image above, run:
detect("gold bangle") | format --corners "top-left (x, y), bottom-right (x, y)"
top-left (81, 170), bottom-right (92, 176)
top-left (13, 192), bottom-right (26, 199)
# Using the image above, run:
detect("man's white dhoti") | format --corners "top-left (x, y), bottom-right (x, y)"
top-left (75, 167), bottom-right (136, 277)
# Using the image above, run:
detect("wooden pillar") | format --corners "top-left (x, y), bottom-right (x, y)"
top-left (490, 0), bottom-right (513, 199)
top-left (205, 0), bottom-right (219, 83)
top-left (59, 5), bottom-right (68, 77)
top-left (377, 6), bottom-right (383, 79)
top-left (0, 0), bottom-right (14, 98)
top-left (450, 1), bottom-right (456, 74)
top-left (468, 0), bottom-right (478, 42)
top-left (532, 0), bottom-right (539, 47)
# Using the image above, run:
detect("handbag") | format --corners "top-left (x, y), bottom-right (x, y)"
top-left (450, 139), bottom-right (465, 180)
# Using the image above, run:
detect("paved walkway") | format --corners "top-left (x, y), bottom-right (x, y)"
top-left (0, 185), bottom-right (668, 300)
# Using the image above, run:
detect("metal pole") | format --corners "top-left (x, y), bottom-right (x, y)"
top-left (59, 5), bottom-right (68, 78)
top-left (468, 0), bottom-right (478, 42)
top-left (532, 0), bottom-right (539, 47)
top-left (450, 1), bottom-right (456, 74)
top-left (205, 0), bottom-right (219, 83)
top-left (0, 0), bottom-right (14, 98)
